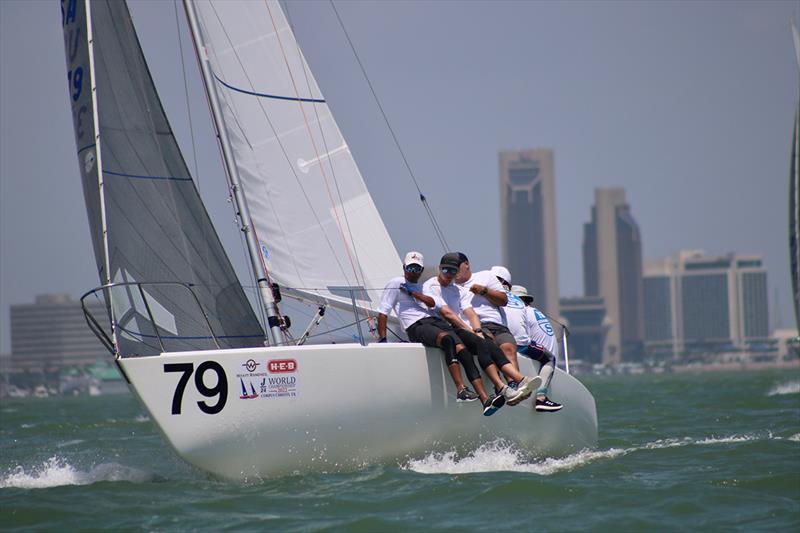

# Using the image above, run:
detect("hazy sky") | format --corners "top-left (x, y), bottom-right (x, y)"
top-left (0, 0), bottom-right (797, 353)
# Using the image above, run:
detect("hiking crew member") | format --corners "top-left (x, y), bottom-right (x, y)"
top-left (423, 255), bottom-right (540, 409)
top-left (377, 252), bottom-right (503, 415)
top-left (506, 285), bottom-right (563, 412)
top-left (451, 255), bottom-right (530, 399)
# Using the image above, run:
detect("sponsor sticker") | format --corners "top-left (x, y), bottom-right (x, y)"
top-left (236, 359), bottom-right (267, 401)
top-left (268, 359), bottom-right (297, 373)
top-left (265, 359), bottom-right (299, 399)
top-left (236, 358), bottom-right (299, 400)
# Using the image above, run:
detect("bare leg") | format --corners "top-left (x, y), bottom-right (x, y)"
top-left (446, 362), bottom-right (466, 391)
top-left (500, 342), bottom-right (519, 371)
top-left (500, 362), bottom-right (524, 383)
top-left (482, 363), bottom-right (508, 392)
top-left (470, 378), bottom-right (489, 402)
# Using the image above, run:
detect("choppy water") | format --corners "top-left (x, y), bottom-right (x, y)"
top-left (1, 370), bottom-right (798, 531)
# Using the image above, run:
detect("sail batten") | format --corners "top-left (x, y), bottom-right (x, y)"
top-left (192, 0), bottom-right (400, 311)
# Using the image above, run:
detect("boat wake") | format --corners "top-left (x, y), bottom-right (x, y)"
top-left (0, 456), bottom-right (153, 489)
top-left (404, 440), bottom-right (624, 475)
top-left (767, 380), bottom-right (800, 396)
top-left (403, 432), bottom-right (790, 476)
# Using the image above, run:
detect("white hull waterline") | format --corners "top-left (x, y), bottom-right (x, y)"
top-left (120, 344), bottom-right (597, 479)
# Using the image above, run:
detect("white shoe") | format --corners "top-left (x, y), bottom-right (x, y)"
top-left (506, 376), bottom-right (541, 406)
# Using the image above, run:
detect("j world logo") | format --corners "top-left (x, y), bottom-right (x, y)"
top-left (268, 359), bottom-right (297, 373)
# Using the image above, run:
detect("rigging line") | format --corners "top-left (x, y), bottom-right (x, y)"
top-left (185, 4), bottom-right (269, 331)
top-left (173, 1), bottom-right (201, 187)
top-left (206, 3), bottom-right (352, 287)
top-left (328, 0), bottom-right (450, 252)
top-left (264, 1), bottom-right (365, 296)
top-left (173, 0), bottom-right (212, 299)
top-left (118, 4), bottom-right (196, 279)
top-left (283, 1), bottom-right (375, 324)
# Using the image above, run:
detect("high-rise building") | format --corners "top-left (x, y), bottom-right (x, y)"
top-left (582, 188), bottom-right (644, 364)
top-left (499, 149), bottom-right (559, 317)
top-left (10, 294), bottom-right (107, 369)
top-left (559, 296), bottom-right (609, 365)
top-left (643, 250), bottom-right (770, 359)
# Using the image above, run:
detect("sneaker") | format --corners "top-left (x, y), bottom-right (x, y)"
top-left (482, 393), bottom-right (505, 416)
top-left (506, 380), bottom-right (519, 390)
top-left (506, 375), bottom-right (542, 406)
top-left (456, 386), bottom-right (479, 403)
top-left (535, 396), bottom-right (563, 412)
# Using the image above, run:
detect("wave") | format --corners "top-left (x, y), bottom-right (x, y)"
top-left (403, 433), bottom-right (779, 475)
top-left (134, 415), bottom-right (150, 423)
top-left (789, 434), bottom-right (800, 442)
top-left (55, 439), bottom-right (85, 449)
top-left (0, 456), bottom-right (153, 489)
top-left (404, 440), bottom-right (627, 475)
top-left (767, 380), bottom-right (800, 396)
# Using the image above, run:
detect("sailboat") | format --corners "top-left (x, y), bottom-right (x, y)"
top-left (61, 0), bottom-right (597, 479)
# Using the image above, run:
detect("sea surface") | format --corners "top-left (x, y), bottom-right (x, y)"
top-left (1, 370), bottom-right (799, 531)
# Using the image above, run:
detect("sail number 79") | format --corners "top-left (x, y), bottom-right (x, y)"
top-left (164, 362), bottom-right (228, 415)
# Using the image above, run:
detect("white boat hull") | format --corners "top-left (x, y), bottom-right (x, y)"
top-left (119, 343), bottom-right (597, 479)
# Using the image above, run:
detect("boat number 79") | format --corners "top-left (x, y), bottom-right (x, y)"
top-left (163, 362), bottom-right (228, 415)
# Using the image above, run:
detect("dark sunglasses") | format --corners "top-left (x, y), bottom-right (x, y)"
top-left (404, 264), bottom-right (423, 273)
top-left (440, 266), bottom-right (457, 275)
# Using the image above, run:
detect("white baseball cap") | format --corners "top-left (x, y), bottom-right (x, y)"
top-left (491, 265), bottom-right (511, 285)
top-left (403, 251), bottom-right (424, 267)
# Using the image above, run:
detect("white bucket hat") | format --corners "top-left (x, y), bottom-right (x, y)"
top-left (510, 284), bottom-right (533, 303)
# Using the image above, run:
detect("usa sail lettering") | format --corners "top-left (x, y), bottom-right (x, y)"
top-left (62, 0), bottom-right (89, 142)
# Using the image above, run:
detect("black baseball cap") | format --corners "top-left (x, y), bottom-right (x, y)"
top-left (439, 252), bottom-right (469, 269)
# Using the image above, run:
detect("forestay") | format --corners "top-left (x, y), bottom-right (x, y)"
top-left (62, 0), bottom-right (264, 355)
top-left (191, 0), bottom-right (401, 311)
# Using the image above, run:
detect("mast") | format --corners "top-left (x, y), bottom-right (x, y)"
top-left (792, 19), bottom-right (800, 334)
top-left (83, 0), bottom-right (118, 351)
top-left (183, 0), bottom-right (282, 345)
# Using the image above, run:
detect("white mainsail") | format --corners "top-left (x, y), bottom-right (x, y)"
top-left (192, 0), bottom-right (401, 311)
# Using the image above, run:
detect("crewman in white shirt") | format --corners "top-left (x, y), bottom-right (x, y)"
top-left (446, 252), bottom-right (539, 406)
top-left (423, 254), bottom-right (541, 408)
top-left (377, 252), bottom-right (503, 415)
top-left (506, 285), bottom-right (563, 412)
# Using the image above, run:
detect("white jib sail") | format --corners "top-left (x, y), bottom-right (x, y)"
top-left (192, 0), bottom-right (401, 311)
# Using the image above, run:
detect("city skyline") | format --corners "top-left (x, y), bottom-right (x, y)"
top-left (1, 1), bottom-right (796, 353)
top-left (583, 188), bottom-right (644, 364)
top-left (499, 149), bottom-right (560, 317)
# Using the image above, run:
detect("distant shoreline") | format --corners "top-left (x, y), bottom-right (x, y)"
top-left (670, 360), bottom-right (800, 373)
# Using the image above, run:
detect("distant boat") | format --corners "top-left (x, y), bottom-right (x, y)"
top-left (61, 0), bottom-right (597, 479)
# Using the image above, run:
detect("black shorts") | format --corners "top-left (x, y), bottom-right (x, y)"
top-left (480, 322), bottom-right (516, 347)
top-left (406, 316), bottom-right (462, 348)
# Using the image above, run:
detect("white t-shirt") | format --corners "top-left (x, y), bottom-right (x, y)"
top-left (378, 276), bottom-right (441, 330)
top-left (422, 277), bottom-right (468, 327)
top-left (528, 306), bottom-right (558, 355)
top-left (457, 270), bottom-right (506, 326)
